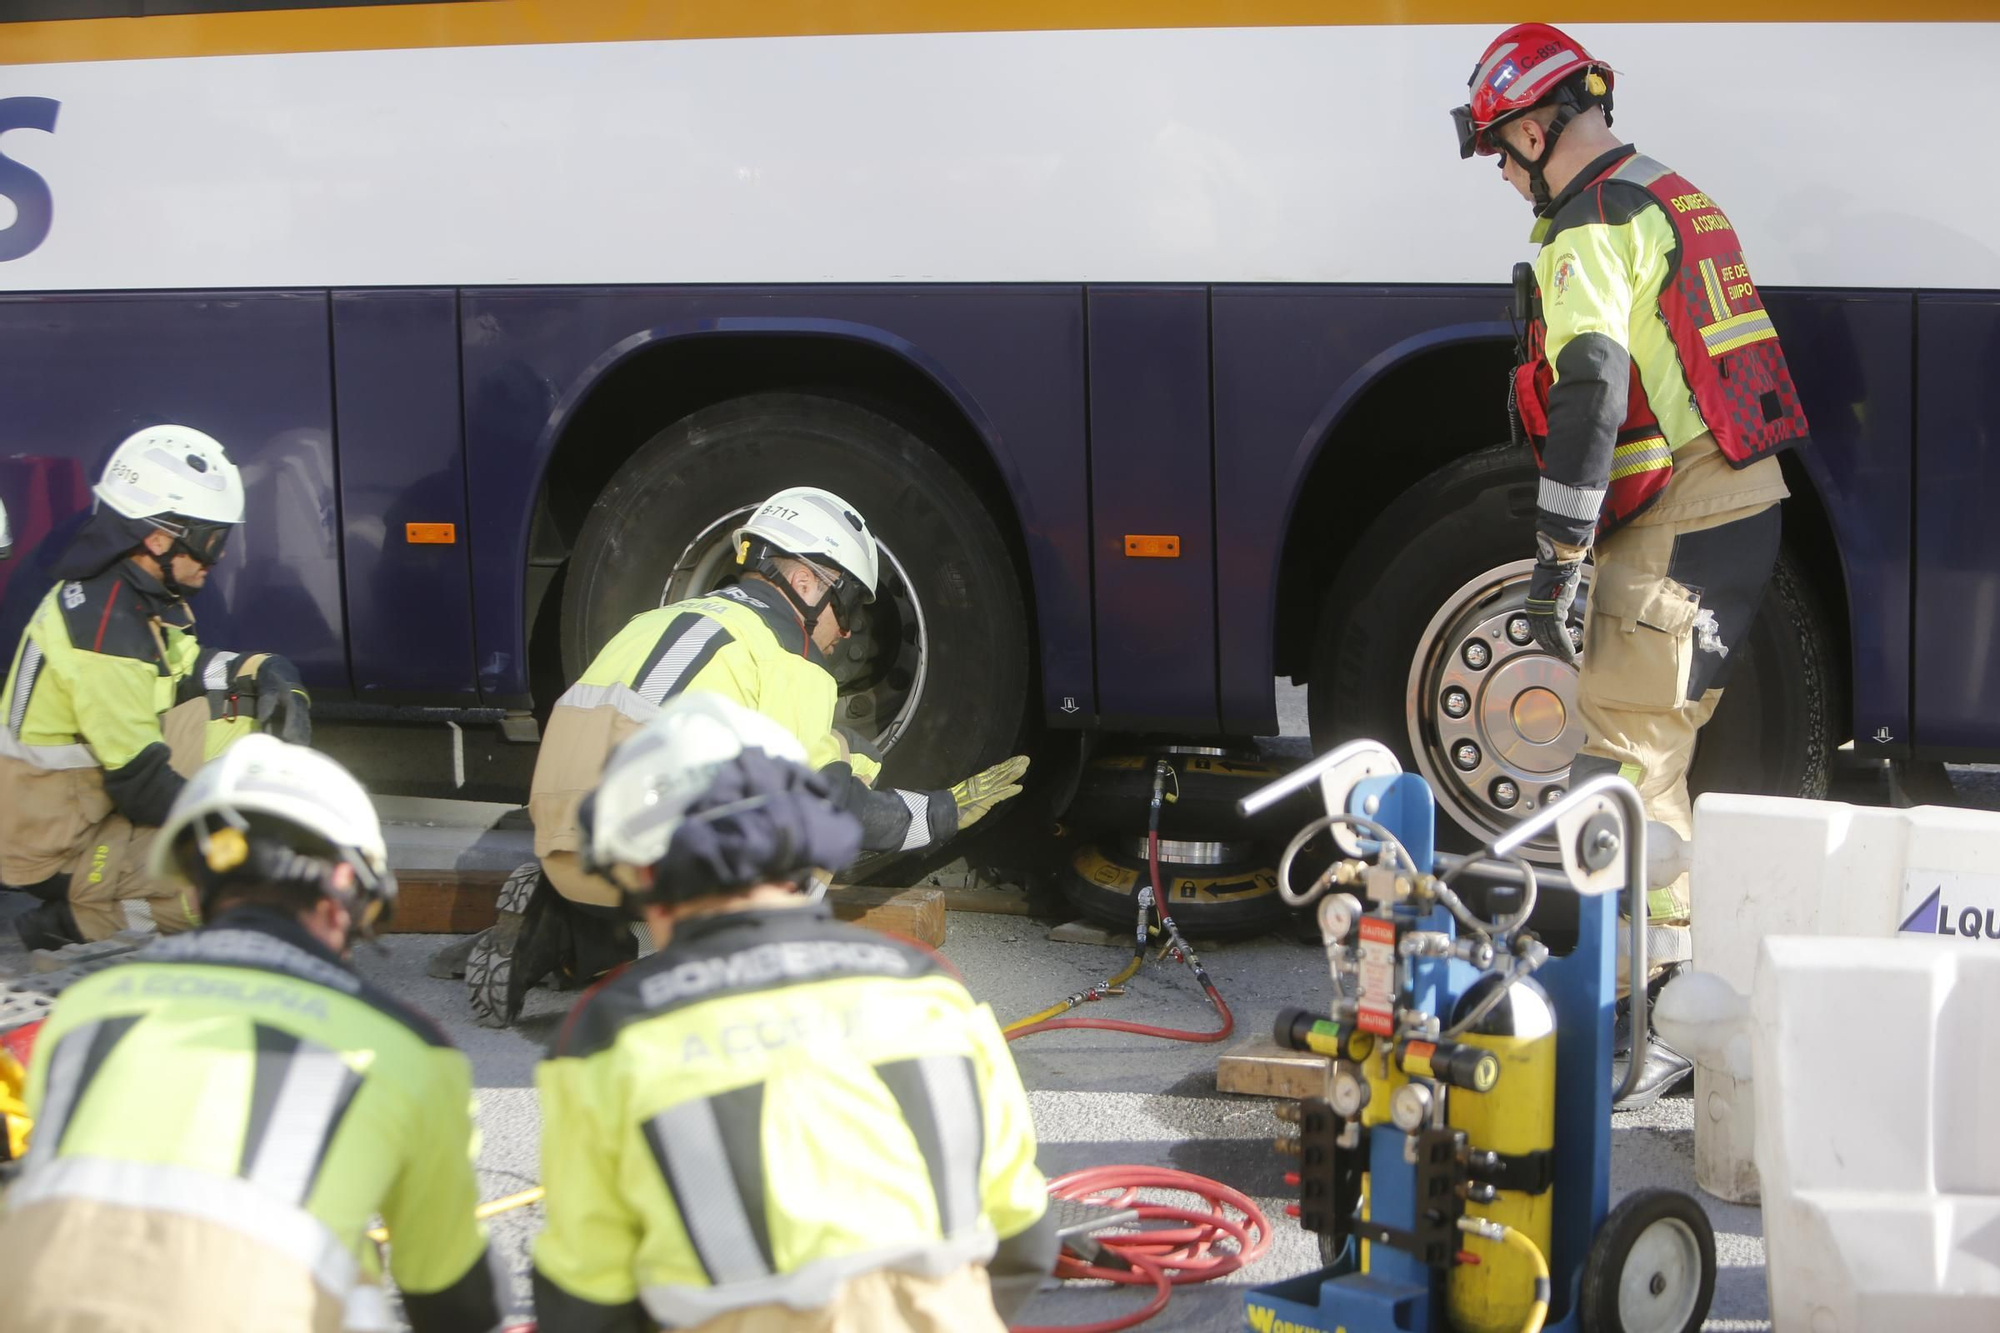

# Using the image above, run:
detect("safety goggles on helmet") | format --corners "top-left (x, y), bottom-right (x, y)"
top-left (1451, 103), bottom-right (1489, 159)
top-left (798, 554), bottom-right (868, 632)
top-left (168, 517), bottom-right (233, 566)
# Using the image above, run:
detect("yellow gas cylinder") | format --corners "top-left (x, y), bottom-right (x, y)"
top-left (1444, 974), bottom-right (1557, 1333)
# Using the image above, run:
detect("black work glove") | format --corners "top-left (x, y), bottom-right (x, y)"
top-left (1525, 532), bottom-right (1585, 665)
top-left (250, 654), bottom-right (313, 744)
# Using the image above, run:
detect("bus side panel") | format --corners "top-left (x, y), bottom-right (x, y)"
top-left (458, 286), bottom-right (1091, 720)
top-left (1210, 287), bottom-right (1505, 736)
top-left (1913, 294), bottom-right (2000, 756)
top-left (1768, 291), bottom-right (1913, 756)
top-left (331, 288), bottom-right (477, 701)
top-left (1086, 286), bottom-right (1217, 733)
top-left (0, 290), bottom-right (347, 692)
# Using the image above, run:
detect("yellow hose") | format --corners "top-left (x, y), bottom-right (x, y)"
top-left (368, 1186), bottom-right (546, 1244)
top-left (1002, 953), bottom-right (1143, 1034)
top-left (1499, 1222), bottom-right (1551, 1333)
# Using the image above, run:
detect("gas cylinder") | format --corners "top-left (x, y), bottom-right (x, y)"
top-left (1444, 973), bottom-right (1556, 1333)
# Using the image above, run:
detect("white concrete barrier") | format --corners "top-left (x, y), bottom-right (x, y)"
top-left (1681, 793), bottom-right (2000, 1202)
top-left (1753, 936), bottom-right (2000, 1333)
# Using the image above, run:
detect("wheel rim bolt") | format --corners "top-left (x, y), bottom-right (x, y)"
top-left (1453, 742), bottom-right (1481, 772)
top-left (1462, 640), bottom-right (1491, 670)
top-left (1506, 615), bottom-right (1533, 646)
top-left (1543, 786), bottom-right (1565, 807)
top-left (1442, 688), bottom-right (1471, 719)
top-left (1491, 779), bottom-right (1519, 808)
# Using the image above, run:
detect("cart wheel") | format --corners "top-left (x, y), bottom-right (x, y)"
top-left (1579, 1188), bottom-right (1716, 1333)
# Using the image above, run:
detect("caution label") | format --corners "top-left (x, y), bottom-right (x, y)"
top-left (1357, 916), bottom-right (1397, 1037)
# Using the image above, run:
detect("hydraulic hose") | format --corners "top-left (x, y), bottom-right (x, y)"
top-left (1005, 822), bottom-right (1235, 1045)
top-left (1011, 1165), bottom-right (1273, 1333)
top-left (1458, 1216), bottom-right (1551, 1333)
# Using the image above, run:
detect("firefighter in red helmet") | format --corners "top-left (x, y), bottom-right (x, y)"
top-left (1452, 24), bottom-right (1807, 1108)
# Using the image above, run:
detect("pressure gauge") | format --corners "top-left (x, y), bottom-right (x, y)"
top-left (1390, 1081), bottom-right (1434, 1133)
top-left (1318, 893), bottom-right (1362, 943)
top-left (1329, 1062), bottom-right (1370, 1119)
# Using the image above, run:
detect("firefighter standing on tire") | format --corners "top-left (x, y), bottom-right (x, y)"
top-left (532, 691), bottom-right (1058, 1333)
top-left (0, 426), bottom-right (313, 951)
top-left (0, 735), bottom-right (509, 1333)
top-left (1453, 24), bottom-right (1805, 1106)
top-left (462, 485), bottom-right (1030, 1027)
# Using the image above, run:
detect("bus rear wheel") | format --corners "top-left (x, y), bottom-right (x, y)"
top-left (560, 392), bottom-right (1030, 794)
top-left (1307, 443), bottom-right (1837, 858)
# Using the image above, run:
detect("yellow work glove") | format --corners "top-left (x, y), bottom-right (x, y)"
top-left (951, 755), bottom-right (1030, 831)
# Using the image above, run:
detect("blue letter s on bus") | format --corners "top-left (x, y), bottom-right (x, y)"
top-left (0, 97), bottom-right (60, 263)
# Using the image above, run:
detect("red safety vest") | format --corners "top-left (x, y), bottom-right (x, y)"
top-left (1512, 153), bottom-right (1809, 537)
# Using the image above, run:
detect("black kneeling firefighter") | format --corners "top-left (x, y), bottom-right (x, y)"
top-left (0, 735), bottom-right (509, 1333)
top-left (0, 425), bottom-right (312, 949)
top-left (533, 692), bottom-right (1059, 1333)
top-left (1453, 24), bottom-right (1805, 1105)
top-left (462, 485), bottom-right (1030, 1026)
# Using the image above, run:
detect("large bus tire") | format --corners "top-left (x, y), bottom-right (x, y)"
top-left (1307, 444), bottom-right (1837, 855)
top-left (560, 392), bottom-right (1029, 793)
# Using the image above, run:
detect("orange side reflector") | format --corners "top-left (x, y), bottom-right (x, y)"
top-left (1124, 534), bottom-right (1180, 558)
top-left (405, 523), bottom-right (457, 545)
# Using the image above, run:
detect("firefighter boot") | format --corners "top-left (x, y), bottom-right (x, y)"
top-left (1612, 961), bottom-right (1695, 1111)
top-left (465, 862), bottom-right (547, 1029)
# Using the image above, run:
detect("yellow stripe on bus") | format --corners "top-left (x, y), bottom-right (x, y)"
top-left (1, 1), bottom-right (1993, 67)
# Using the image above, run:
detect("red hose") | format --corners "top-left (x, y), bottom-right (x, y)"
top-left (1006, 830), bottom-right (1235, 1046)
top-left (1010, 1166), bottom-right (1274, 1333)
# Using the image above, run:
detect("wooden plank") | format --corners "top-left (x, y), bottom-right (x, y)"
top-left (1215, 1039), bottom-right (1330, 1101)
top-left (934, 885), bottom-right (1035, 917)
top-left (826, 885), bottom-right (946, 949)
top-left (384, 873), bottom-right (948, 949)
top-left (385, 870), bottom-right (509, 935)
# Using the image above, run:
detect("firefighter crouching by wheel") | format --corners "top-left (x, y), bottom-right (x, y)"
top-left (0, 735), bottom-right (510, 1333)
top-left (461, 485), bottom-right (1031, 1027)
top-left (531, 691), bottom-right (1059, 1333)
top-left (0, 426), bottom-right (313, 950)
top-left (1453, 24), bottom-right (1805, 1107)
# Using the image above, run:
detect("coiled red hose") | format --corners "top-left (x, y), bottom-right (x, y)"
top-left (1010, 1165), bottom-right (1274, 1333)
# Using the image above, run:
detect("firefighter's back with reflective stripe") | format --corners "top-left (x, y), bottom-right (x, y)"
top-left (533, 902), bottom-right (1049, 1332)
top-left (0, 909), bottom-right (494, 1333)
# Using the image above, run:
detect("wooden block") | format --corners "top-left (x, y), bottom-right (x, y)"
top-left (934, 885), bottom-right (1035, 917)
top-left (826, 885), bottom-right (946, 948)
top-left (385, 870), bottom-right (510, 935)
top-left (1215, 1038), bottom-right (1330, 1101)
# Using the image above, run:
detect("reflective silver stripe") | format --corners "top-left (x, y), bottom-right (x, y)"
top-left (1609, 443), bottom-right (1674, 480)
top-left (1537, 478), bottom-right (1606, 522)
top-left (895, 789), bottom-right (933, 852)
top-left (553, 679), bottom-right (660, 727)
top-left (26, 1021), bottom-right (104, 1168)
top-left (1702, 311), bottom-right (1776, 351)
top-left (9, 640), bottom-right (42, 736)
top-left (120, 900), bottom-right (156, 932)
top-left (648, 1099), bottom-right (773, 1286)
top-left (639, 1234), bottom-right (996, 1328)
top-left (245, 1041), bottom-right (358, 1204)
top-left (1611, 153), bottom-right (1673, 188)
top-left (7, 1156), bottom-right (359, 1298)
top-left (913, 1055), bottom-right (981, 1239)
top-left (638, 619), bottom-right (727, 706)
top-left (202, 650), bottom-right (240, 691)
top-left (0, 724), bottom-right (98, 771)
